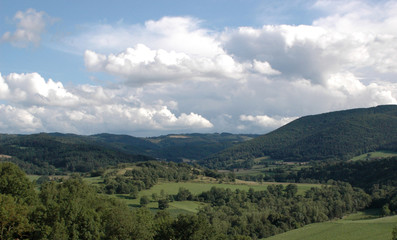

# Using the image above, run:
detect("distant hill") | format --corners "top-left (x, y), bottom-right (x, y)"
top-left (0, 132), bottom-right (256, 174)
top-left (202, 105), bottom-right (397, 168)
top-left (0, 133), bottom-right (153, 174)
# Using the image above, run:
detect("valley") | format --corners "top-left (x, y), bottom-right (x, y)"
top-left (1, 105), bottom-right (397, 239)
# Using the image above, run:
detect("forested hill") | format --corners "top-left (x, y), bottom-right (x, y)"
top-left (91, 132), bottom-right (256, 161)
top-left (0, 133), bottom-right (153, 174)
top-left (203, 105), bottom-right (397, 168)
top-left (0, 132), bottom-right (256, 174)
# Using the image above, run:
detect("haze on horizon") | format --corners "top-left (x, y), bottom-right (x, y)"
top-left (1, 0), bottom-right (397, 137)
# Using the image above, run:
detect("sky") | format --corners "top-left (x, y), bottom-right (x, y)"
top-left (1, 0), bottom-right (397, 136)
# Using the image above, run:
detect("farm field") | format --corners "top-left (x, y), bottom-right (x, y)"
top-left (349, 150), bottom-right (397, 161)
top-left (265, 210), bottom-right (397, 240)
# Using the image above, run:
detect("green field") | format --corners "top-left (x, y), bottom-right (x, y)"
top-left (265, 210), bottom-right (397, 240)
top-left (133, 181), bottom-right (318, 198)
top-left (26, 174), bottom-right (41, 182)
top-left (108, 181), bottom-right (319, 216)
top-left (350, 151), bottom-right (397, 161)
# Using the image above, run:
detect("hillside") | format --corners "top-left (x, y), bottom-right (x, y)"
top-left (203, 105), bottom-right (397, 168)
top-left (265, 211), bottom-right (397, 240)
top-left (0, 133), bottom-right (153, 174)
top-left (0, 132), bottom-right (255, 174)
top-left (88, 132), bottom-right (256, 161)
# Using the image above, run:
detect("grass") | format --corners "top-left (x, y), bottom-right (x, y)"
top-left (264, 210), bottom-right (397, 240)
top-left (350, 151), bottom-right (397, 161)
top-left (94, 180), bottom-right (319, 216)
top-left (82, 176), bottom-right (103, 185)
top-left (135, 181), bottom-right (318, 197)
top-left (26, 175), bottom-right (41, 182)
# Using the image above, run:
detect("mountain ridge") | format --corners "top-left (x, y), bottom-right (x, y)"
top-left (202, 105), bottom-right (397, 168)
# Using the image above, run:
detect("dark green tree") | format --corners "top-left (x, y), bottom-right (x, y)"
top-left (0, 194), bottom-right (32, 239)
top-left (0, 162), bottom-right (36, 204)
top-left (140, 195), bottom-right (150, 206)
top-left (158, 199), bottom-right (169, 210)
top-left (392, 225), bottom-right (397, 240)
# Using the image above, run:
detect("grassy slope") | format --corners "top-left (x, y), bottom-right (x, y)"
top-left (349, 150), bottom-right (397, 161)
top-left (265, 211), bottom-right (397, 240)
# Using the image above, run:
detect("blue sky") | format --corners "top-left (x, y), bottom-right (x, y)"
top-left (1, 0), bottom-right (396, 136)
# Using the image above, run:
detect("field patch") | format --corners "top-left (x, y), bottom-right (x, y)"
top-left (265, 211), bottom-right (397, 240)
top-left (350, 151), bottom-right (397, 162)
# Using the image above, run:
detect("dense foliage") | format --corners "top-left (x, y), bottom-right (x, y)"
top-left (292, 157), bottom-right (397, 189)
top-left (91, 132), bottom-right (257, 161)
top-left (0, 132), bottom-right (255, 174)
top-left (203, 105), bottom-right (397, 168)
top-left (102, 161), bottom-right (201, 195)
top-left (0, 133), bottom-right (153, 174)
top-left (2, 162), bottom-right (397, 239)
top-left (171, 182), bottom-right (371, 239)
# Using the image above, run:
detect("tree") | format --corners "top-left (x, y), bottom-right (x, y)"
top-left (382, 204), bottom-right (391, 216)
top-left (131, 207), bottom-right (155, 240)
top-left (158, 199), bottom-right (169, 210)
top-left (32, 178), bottom-right (103, 239)
top-left (0, 162), bottom-right (36, 204)
top-left (176, 187), bottom-right (192, 201)
top-left (154, 211), bottom-right (174, 240)
top-left (172, 214), bottom-right (218, 240)
top-left (140, 196), bottom-right (150, 206)
top-left (0, 194), bottom-right (32, 239)
top-left (392, 225), bottom-right (397, 240)
top-left (285, 184), bottom-right (298, 198)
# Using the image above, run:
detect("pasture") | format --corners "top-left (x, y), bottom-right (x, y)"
top-left (350, 150), bottom-right (397, 161)
top-left (265, 210), bottom-right (397, 240)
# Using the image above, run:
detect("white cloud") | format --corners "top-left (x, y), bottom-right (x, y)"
top-left (2, 8), bottom-right (54, 47)
top-left (252, 60), bottom-right (281, 75)
top-left (63, 16), bottom-right (222, 57)
top-left (1, 72), bottom-right (79, 106)
top-left (0, 105), bottom-right (43, 133)
top-left (84, 44), bottom-right (244, 85)
top-left (0, 72), bottom-right (214, 135)
top-left (240, 114), bottom-right (298, 128)
top-left (2, 3), bottom-right (397, 136)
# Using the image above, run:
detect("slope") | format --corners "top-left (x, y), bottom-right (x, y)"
top-left (0, 133), bottom-right (153, 174)
top-left (203, 105), bottom-right (397, 168)
top-left (265, 212), bottom-right (397, 240)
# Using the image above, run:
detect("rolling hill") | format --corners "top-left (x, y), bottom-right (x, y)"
top-left (0, 133), bottom-right (153, 174)
top-left (90, 132), bottom-right (257, 161)
top-left (0, 132), bottom-right (256, 174)
top-left (202, 105), bottom-right (397, 168)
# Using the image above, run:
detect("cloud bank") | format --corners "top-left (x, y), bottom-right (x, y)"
top-left (1, 1), bottom-right (397, 136)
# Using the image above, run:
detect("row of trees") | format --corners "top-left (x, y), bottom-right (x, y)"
top-left (168, 182), bottom-right (371, 239)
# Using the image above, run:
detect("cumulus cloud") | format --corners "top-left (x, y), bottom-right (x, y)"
top-left (0, 72), bottom-right (79, 106)
top-left (84, 44), bottom-right (244, 85)
top-left (0, 72), bottom-right (214, 135)
top-left (240, 114), bottom-right (298, 128)
top-left (76, 6), bottom-right (397, 134)
top-left (2, 8), bottom-right (54, 47)
top-left (2, 2), bottom-right (397, 136)
top-left (0, 105), bottom-right (43, 133)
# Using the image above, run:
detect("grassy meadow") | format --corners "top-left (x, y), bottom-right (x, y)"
top-left (264, 210), bottom-right (397, 240)
top-left (349, 150), bottom-right (397, 161)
